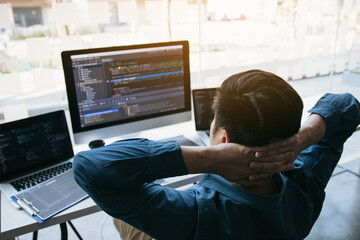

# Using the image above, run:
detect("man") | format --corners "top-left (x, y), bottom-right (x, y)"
top-left (73, 70), bottom-right (360, 239)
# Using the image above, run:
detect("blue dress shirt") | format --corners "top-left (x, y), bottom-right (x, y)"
top-left (73, 93), bottom-right (360, 240)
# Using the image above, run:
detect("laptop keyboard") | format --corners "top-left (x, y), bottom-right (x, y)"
top-left (205, 130), bottom-right (210, 137)
top-left (10, 162), bottom-right (72, 192)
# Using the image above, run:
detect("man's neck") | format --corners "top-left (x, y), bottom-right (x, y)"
top-left (232, 176), bottom-right (280, 196)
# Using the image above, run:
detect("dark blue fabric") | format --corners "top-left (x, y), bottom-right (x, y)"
top-left (73, 93), bottom-right (360, 240)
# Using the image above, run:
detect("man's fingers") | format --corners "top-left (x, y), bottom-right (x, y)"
top-left (250, 153), bottom-right (294, 171)
top-left (279, 163), bottom-right (295, 172)
top-left (255, 146), bottom-right (291, 158)
top-left (254, 137), bottom-right (296, 158)
top-left (253, 151), bottom-right (295, 163)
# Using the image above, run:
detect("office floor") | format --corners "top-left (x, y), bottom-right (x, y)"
top-left (15, 73), bottom-right (360, 240)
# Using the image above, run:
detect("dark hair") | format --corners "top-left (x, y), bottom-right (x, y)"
top-left (212, 69), bottom-right (303, 147)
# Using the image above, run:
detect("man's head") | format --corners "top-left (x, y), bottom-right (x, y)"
top-left (210, 69), bottom-right (303, 147)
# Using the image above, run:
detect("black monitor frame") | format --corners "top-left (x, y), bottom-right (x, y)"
top-left (0, 110), bottom-right (74, 181)
top-left (61, 41), bottom-right (191, 143)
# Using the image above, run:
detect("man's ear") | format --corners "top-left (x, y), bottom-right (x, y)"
top-left (220, 129), bottom-right (231, 143)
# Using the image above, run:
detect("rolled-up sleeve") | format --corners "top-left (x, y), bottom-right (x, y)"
top-left (308, 93), bottom-right (360, 138)
top-left (297, 93), bottom-right (360, 188)
top-left (73, 139), bottom-right (188, 190)
top-left (72, 138), bottom-right (197, 239)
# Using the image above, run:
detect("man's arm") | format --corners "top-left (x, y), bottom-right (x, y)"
top-left (73, 139), bottom-right (200, 239)
top-left (300, 93), bottom-right (360, 187)
top-left (250, 113), bottom-right (326, 177)
top-left (182, 113), bottom-right (327, 183)
top-left (249, 93), bottom-right (360, 185)
top-left (192, 93), bottom-right (360, 183)
top-left (182, 142), bottom-right (295, 183)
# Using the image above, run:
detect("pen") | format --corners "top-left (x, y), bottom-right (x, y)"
top-left (22, 198), bottom-right (40, 213)
top-left (29, 202), bottom-right (40, 213)
top-left (17, 198), bottom-right (37, 216)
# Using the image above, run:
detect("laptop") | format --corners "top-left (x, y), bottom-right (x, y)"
top-left (192, 88), bottom-right (217, 146)
top-left (0, 110), bottom-right (75, 207)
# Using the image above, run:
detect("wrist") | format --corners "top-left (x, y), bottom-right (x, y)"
top-left (298, 114), bottom-right (326, 150)
top-left (181, 146), bottom-right (211, 174)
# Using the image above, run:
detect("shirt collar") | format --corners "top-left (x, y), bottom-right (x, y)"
top-left (197, 173), bottom-right (286, 210)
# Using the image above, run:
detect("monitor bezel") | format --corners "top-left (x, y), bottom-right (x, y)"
top-left (0, 110), bottom-right (74, 181)
top-left (61, 41), bottom-right (191, 138)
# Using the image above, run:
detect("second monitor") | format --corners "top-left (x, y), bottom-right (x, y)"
top-left (62, 41), bottom-right (191, 144)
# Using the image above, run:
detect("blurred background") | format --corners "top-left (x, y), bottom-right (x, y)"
top-left (1, 1), bottom-right (360, 239)
top-left (0, 0), bottom-right (359, 120)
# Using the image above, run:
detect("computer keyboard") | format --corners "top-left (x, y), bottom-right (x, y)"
top-left (10, 162), bottom-right (72, 191)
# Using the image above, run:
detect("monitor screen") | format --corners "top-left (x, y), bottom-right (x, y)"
top-left (0, 110), bottom-right (73, 181)
top-left (62, 41), bottom-right (191, 144)
top-left (192, 88), bottom-right (217, 131)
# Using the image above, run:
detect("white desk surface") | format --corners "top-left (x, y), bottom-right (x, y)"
top-left (1, 121), bottom-right (204, 239)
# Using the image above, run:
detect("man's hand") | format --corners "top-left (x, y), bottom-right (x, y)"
top-left (210, 138), bottom-right (300, 185)
top-left (182, 138), bottom-right (299, 186)
top-left (182, 114), bottom-right (326, 186)
top-left (248, 135), bottom-right (302, 181)
top-left (249, 113), bottom-right (326, 181)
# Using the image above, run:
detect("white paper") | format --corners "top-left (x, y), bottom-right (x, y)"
top-left (117, 1), bottom-right (137, 23)
top-left (3, 104), bottom-right (28, 122)
top-left (89, 2), bottom-right (110, 24)
top-left (26, 37), bottom-right (51, 60)
top-left (145, 1), bottom-right (164, 24)
top-left (0, 4), bottom-right (12, 28)
top-left (61, 35), bottom-right (84, 51)
top-left (0, 73), bottom-right (22, 97)
top-left (54, 3), bottom-right (79, 25)
top-left (32, 68), bottom-right (56, 91)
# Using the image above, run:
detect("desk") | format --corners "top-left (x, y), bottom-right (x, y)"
top-left (1, 191), bottom-right (101, 239)
top-left (1, 96), bottom-right (323, 239)
top-left (1, 174), bottom-right (203, 240)
top-left (1, 121), bottom-right (204, 240)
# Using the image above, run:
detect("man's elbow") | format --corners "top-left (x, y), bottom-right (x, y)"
top-left (343, 93), bottom-right (360, 124)
top-left (72, 152), bottom-right (97, 192)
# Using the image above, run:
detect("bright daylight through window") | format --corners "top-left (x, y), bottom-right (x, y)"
top-left (0, 0), bottom-right (359, 122)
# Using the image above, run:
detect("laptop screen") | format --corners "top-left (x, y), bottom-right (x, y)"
top-left (0, 110), bottom-right (74, 181)
top-left (192, 88), bottom-right (217, 131)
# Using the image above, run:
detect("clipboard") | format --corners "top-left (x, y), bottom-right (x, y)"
top-left (11, 170), bottom-right (88, 223)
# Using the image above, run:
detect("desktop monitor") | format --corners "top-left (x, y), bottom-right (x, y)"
top-left (61, 41), bottom-right (191, 144)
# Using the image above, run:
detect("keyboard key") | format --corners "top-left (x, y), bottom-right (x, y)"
top-left (10, 162), bottom-right (72, 191)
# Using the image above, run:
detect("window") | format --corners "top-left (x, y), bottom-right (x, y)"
top-left (0, 0), bottom-right (359, 122)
